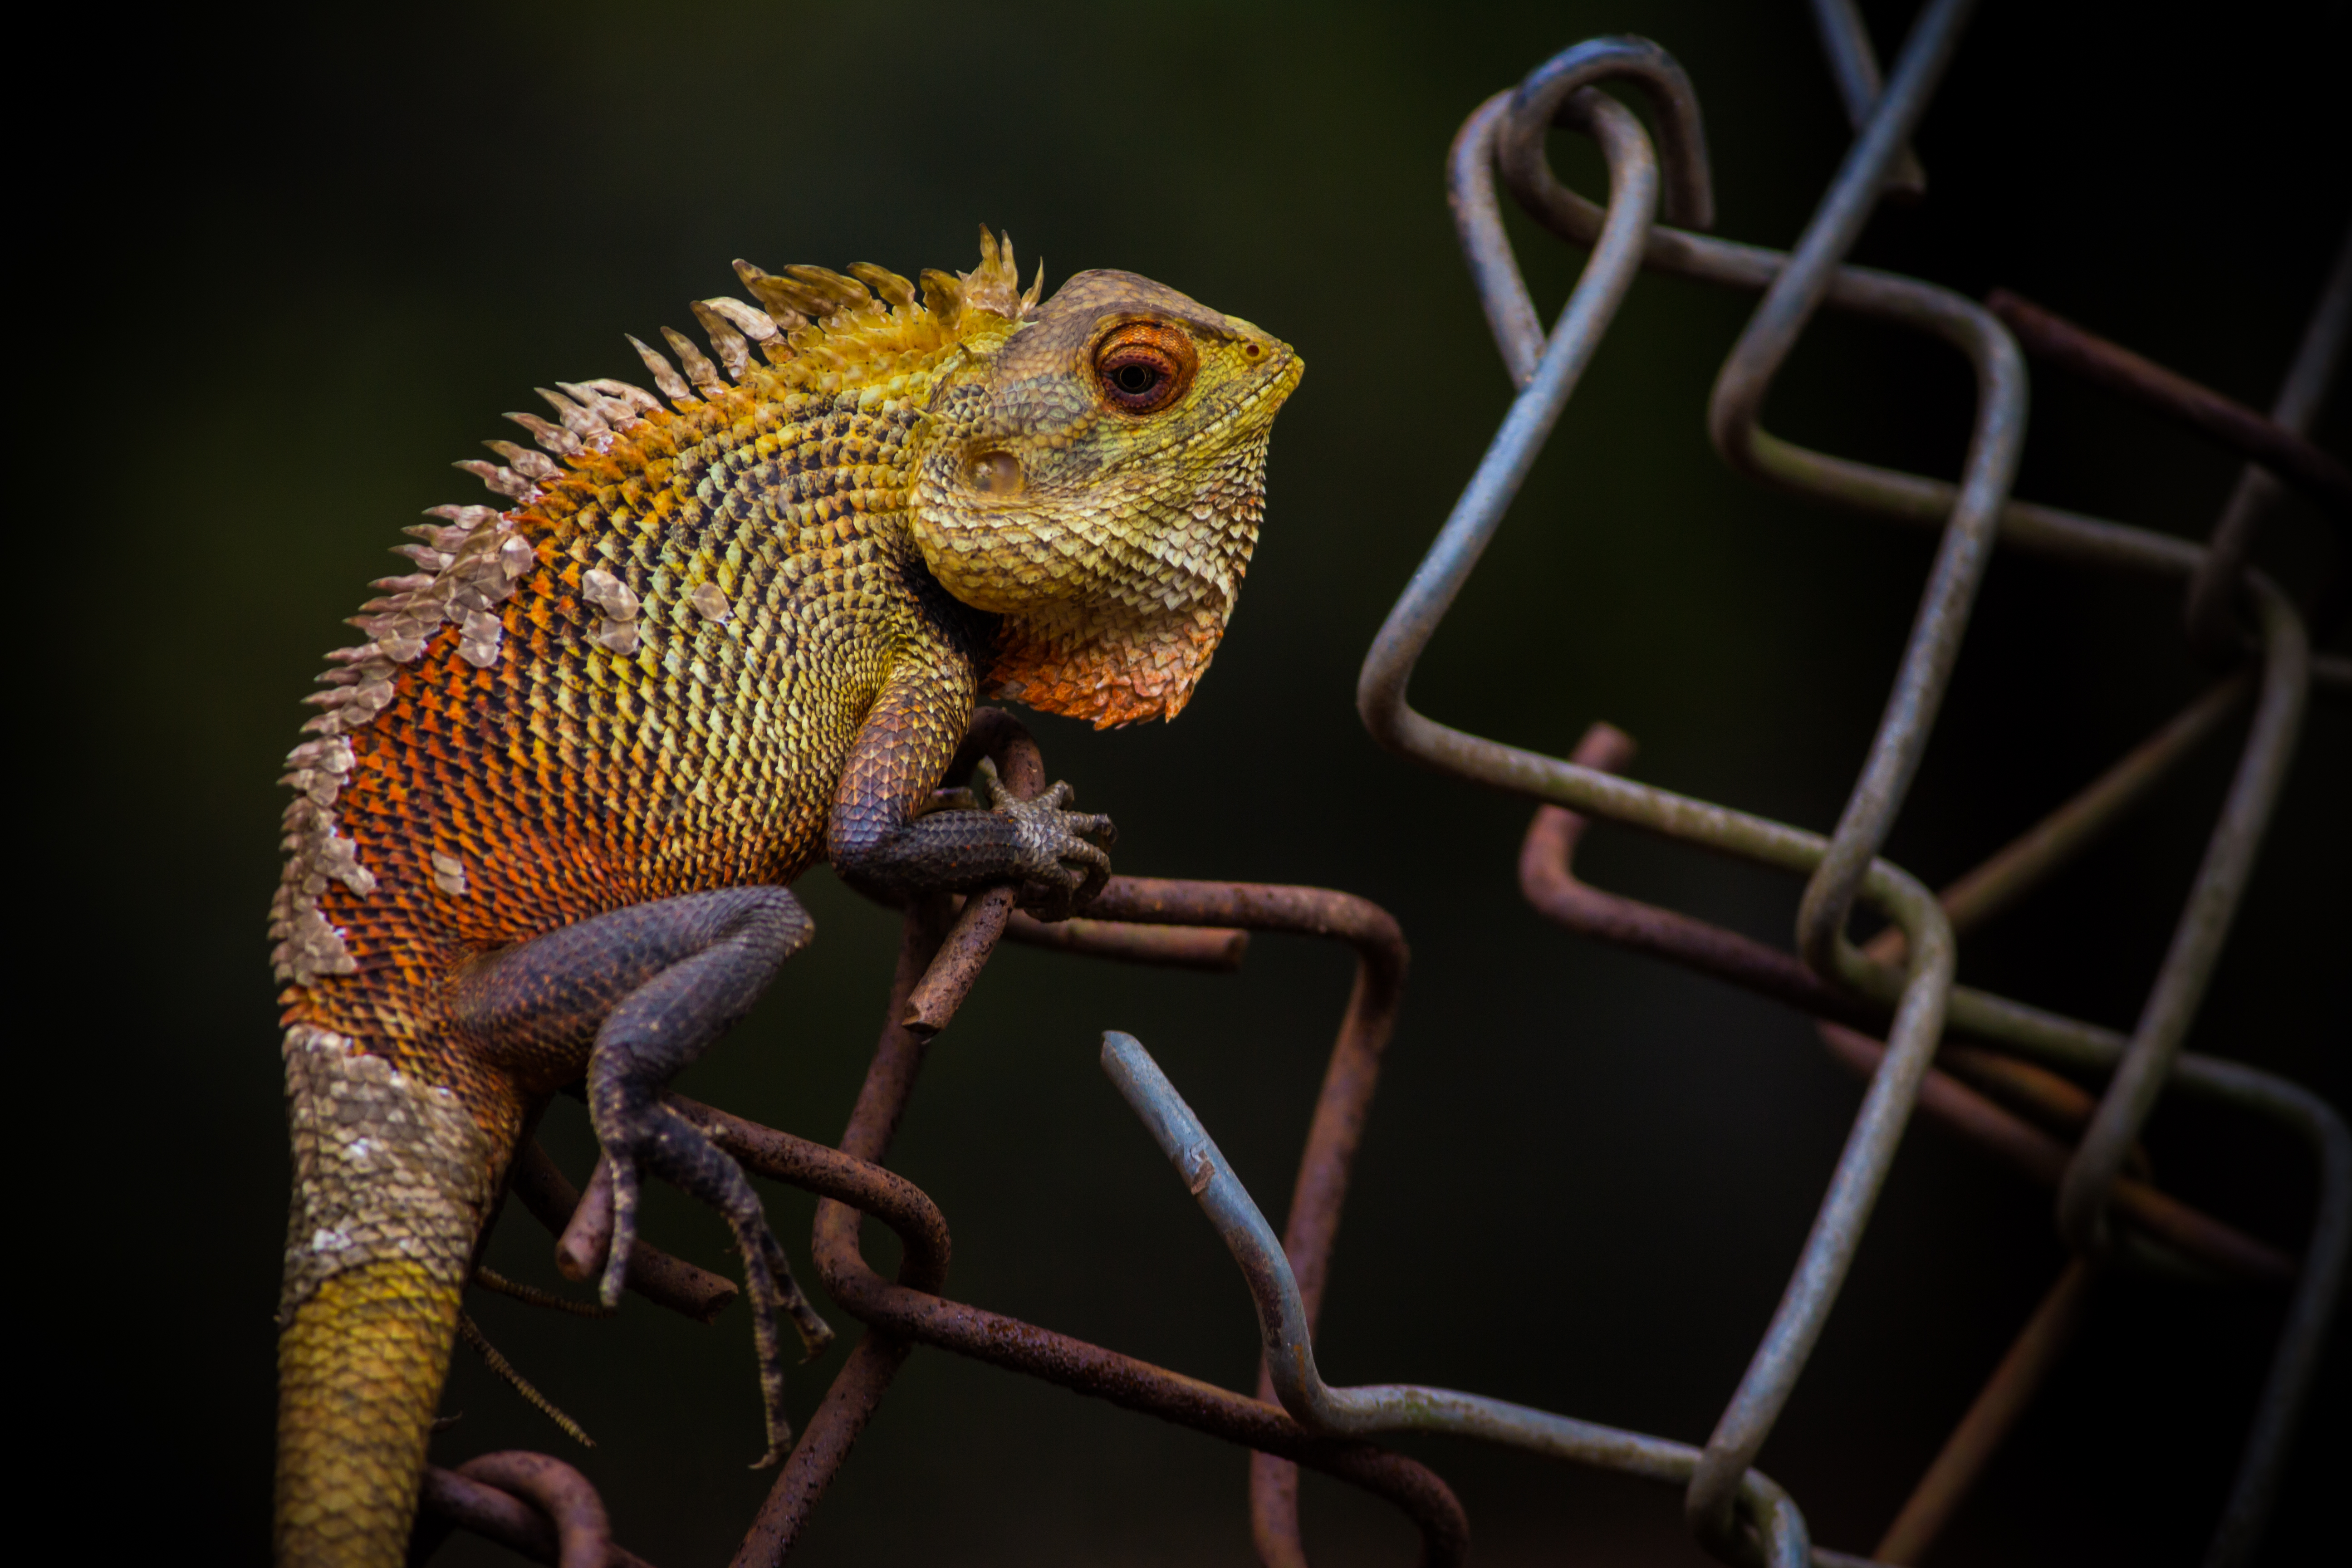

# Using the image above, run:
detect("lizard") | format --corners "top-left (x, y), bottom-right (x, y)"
top-left (269, 228), bottom-right (1302, 1566)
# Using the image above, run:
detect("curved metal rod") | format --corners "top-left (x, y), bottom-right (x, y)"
top-left (1370, 50), bottom-right (1963, 1565)
top-left (889, 872), bottom-right (1416, 1566)
top-left (1701, 0), bottom-right (2011, 989)
top-left (1869, 968), bottom-right (2347, 1568)
top-left (2056, 583), bottom-right (2308, 1254)
top-left (1073, 877), bottom-right (1411, 1568)
top-left (1416, 21), bottom-right (2336, 1564)
top-left (734, 848), bottom-right (1457, 1568)
top-left (787, 1040), bottom-right (1473, 1567)
top-left (1100, 1031), bottom-right (1815, 1568)
top-left (2194, 1062), bottom-right (2352, 1568)
top-left (414, 1452), bottom-right (648, 1568)
top-left (1449, 90), bottom-right (1544, 387)
top-left (1510, 35), bottom-right (1715, 231)
top-left (717, 896), bottom-right (1466, 1568)
top-left (1369, 62), bottom-right (1658, 678)
top-left (1803, 0), bottom-right (1926, 198)
top-left (1520, 720), bottom-right (2294, 1287)
top-left (1451, 35), bottom-right (1710, 390)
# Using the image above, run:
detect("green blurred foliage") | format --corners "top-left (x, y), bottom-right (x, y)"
top-left (28, 1), bottom-right (2346, 1563)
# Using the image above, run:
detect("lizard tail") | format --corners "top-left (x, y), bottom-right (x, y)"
top-left (274, 1025), bottom-right (515, 1567)
top-left (276, 1259), bottom-right (469, 1565)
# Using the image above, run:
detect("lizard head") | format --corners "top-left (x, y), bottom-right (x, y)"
top-left (910, 264), bottom-right (1303, 728)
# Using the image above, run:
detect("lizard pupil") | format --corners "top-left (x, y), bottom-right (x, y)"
top-left (1115, 364), bottom-right (1160, 394)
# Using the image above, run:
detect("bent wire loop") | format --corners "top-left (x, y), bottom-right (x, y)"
top-left (1364, 8), bottom-right (2344, 1568)
top-left (413, 12), bottom-right (2343, 1568)
top-left (1103, 1030), bottom-right (1819, 1567)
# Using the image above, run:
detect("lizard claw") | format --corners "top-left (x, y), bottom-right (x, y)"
top-left (972, 757), bottom-right (1117, 917)
top-left (596, 1152), bottom-right (639, 1310)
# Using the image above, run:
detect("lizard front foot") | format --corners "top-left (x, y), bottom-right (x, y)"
top-left (972, 755), bottom-right (1117, 919)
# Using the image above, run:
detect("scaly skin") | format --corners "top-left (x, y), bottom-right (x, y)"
top-left (270, 230), bottom-right (1301, 1565)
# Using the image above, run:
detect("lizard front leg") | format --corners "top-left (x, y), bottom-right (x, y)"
top-left (829, 653), bottom-right (1117, 913)
top-left (447, 886), bottom-right (828, 1467)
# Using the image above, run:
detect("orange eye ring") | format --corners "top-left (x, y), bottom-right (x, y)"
top-left (1094, 321), bottom-right (1197, 415)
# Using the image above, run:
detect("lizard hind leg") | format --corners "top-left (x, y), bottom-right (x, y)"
top-left (447, 884), bottom-right (828, 1465)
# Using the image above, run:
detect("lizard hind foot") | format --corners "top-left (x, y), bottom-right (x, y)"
top-left (454, 884), bottom-right (824, 1461)
top-left (594, 1098), bottom-right (828, 1462)
top-left (740, 1214), bottom-right (833, 1469)
top-left (771, 1252), bottom-right (837, 1362)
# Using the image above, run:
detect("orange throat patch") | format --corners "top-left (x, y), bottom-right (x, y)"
top-left (981, 599), bottom-right (1235, 729)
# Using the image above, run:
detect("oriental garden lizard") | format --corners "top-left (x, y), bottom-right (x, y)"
top-left (269, 230), bottom-right (1301, 1565)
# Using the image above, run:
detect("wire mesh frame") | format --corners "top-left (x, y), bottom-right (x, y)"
top-left (409, 7), bottom-right (2347, 1566)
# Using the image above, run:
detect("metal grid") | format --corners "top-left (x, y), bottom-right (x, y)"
top-left (411, 4), bottom-right (2347, 1564)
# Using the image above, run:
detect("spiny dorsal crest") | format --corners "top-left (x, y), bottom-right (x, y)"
top-left (947, 224), bottom-right (1044, 323)
top-left (595, 227), bottom-right (1043, 411)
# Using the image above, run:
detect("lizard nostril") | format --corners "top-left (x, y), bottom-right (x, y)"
top-left (967, 450), bottom-right (1024, 495)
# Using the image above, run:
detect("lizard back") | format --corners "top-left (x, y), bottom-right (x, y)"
top-left (272, 269), bottom-right (999, 1093)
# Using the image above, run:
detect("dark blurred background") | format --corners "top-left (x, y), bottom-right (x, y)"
top-left (30, 2), bottom-right (2347, 1563)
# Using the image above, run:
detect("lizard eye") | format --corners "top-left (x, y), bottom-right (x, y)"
top-left (1094, 322), bottom-right (1196, 415)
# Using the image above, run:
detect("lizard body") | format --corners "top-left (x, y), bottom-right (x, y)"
top-left (270, 232), bottom-right (1300, 1565)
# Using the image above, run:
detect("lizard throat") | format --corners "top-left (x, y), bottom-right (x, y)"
top-left (981, 599), bottom-right (1234, 729)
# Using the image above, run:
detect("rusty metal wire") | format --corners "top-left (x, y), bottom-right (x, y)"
top-left (415, 716), bottom-right (1471, 1567)
top-left (410, 8), bottom-right (2343, 1565)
